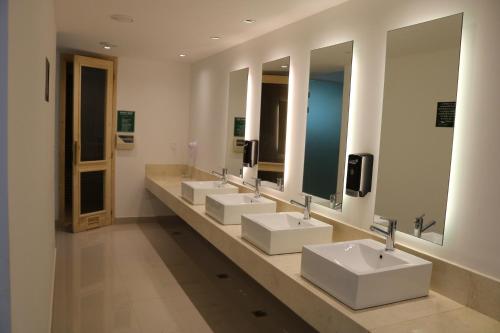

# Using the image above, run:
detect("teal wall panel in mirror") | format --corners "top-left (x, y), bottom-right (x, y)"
top-left (256, 56), bottom-right (290, 191)
top-left (302, 41), bottom-right (353, 211)
top-left (225, 68), bottom-right (249, 177)
top-left (375, 14), bottom-right (463, 245)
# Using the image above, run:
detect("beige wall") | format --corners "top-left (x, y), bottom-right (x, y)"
top-left (376, 47), bottom-right (459, 235)
top-left (115, 57), bottom-right (191, 218)
top-left (225, 68), bottom-right (248, 176)
top-left (7, 0), bottom-right (57, 332)
top-left (189, 0), bottom-right (500, 279)
top-left (0, 0), bottom-right (10, 330)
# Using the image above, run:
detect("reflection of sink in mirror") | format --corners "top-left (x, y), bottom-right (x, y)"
top-left (374, 14), bottom-right (463, 246)
top-left (421, 232), bottom-right (443, 244)
top-left (241, 212), bottom-right (332, 255)
top-left (302, 41), bottom-right (354, 213)
top-left (260, 180), bottom-right (281, 190)
top-left (315, 197), bottom-right (342, 211)
top-left (181, 181), bottom-right (238, 205)
top-left (205, 193), bottom-right (276, 225)
top-left (301, 239), bottom-right (432, 310)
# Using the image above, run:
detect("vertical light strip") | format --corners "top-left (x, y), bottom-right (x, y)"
top-left (283, 60), bottom-right (295, 188)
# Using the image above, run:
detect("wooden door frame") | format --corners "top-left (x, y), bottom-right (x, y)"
top-left (58, 52), bottom-right (118, 229)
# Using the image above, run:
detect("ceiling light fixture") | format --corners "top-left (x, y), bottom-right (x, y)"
top-left (99, 41), bottom-right (116, 50)
top-left (179, 54), bottom-right (187, 57)
top-left (281, 65), bottom-right (288, 69)
top-left (242, 19), bottom-right (256, 24)
top-left (210, 36), bottom-right (221, 40)
top-left (110, 14), bottom-right (134, 23)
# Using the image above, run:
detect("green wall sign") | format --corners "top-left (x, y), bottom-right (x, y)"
top-left (117, 111), bottom-right (135, 133)
top-left (233, 117), bottom-right (245, 137)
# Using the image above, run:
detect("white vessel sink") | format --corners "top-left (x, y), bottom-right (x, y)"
top-left (181, 181), bottom-right (238, 205)
top-left (301, 239), bottom-right (432, 310)
top-left (205, 193), bottom-right (276, 225)
top-left (241, 212), bottom-right (333, 255)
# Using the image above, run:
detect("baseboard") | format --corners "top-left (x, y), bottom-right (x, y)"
top-left (49, 247), bottom-right (56, 333)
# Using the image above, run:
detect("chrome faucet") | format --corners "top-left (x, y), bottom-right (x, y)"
top-left (329, 193), bottom-right (343, 210)
top-left (277, 177), bottom-right (284, 191)
top-left (243, 178), bottom-right (261, 198)
top-left (290, 195), bottom-right (312, 220)
top-left (413, 214), bottom-right (437, 238)
top-left (370, 218), bottom-right (397, 251)
top-left (211, 168), bottom-right (228, 185)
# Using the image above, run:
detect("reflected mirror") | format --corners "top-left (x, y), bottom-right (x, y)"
top-left (302, 41), bottom-right (353, 212)
top-left (375, 14), bottom-right (463, 245)
top-left (256, 56), bottom-right (290, 191)
top-left (225, 68), bottom-right (249, 177)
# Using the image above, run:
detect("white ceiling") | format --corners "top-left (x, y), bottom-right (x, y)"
top-left (55, 0), bottom-right (349, 63)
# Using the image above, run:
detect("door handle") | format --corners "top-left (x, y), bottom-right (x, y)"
top-left (73, 141), bottom-right (78, 165)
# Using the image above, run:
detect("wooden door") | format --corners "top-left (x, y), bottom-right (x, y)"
top-left (72, 56), bottom-right (114, 232)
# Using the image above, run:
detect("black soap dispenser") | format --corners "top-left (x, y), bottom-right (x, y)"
top-left (346, 153), bottom-right (373, 197)
top-left (243, 140), bottom-right (259, 167)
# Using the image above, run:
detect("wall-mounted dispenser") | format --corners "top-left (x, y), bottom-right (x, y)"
top-left (116, 110), bottom-right (135, 150)
top-left (243, 140), bottom-right (259, 167)
top-left (346, 153), bottom-right (373, 197)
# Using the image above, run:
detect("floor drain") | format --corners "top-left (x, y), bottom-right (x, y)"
top-left (252, 310), bottom-right (268, 318)
top-left (216, 273), bottom-right (229, 279)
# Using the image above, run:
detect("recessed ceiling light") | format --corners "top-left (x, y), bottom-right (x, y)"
top-left (110, 14), bottom-right (134, 23)
top-left (210, 36), bottom-right (221, 40)
top-left (179, 54), bottom-right (187, 57)
top-left (242, 19), bottom-right (256, 24)
top-left (99, 41), bottom-right (116, 50)
top-left (281, 65), bottom-right (288, 69)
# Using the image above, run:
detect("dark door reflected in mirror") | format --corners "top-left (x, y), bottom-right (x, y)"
top-left (225, 68), bottom-right (249, 177)
top-left (375, 14), bottom-right (464, 245)
top-left (257, 56), bottom-right (290, 191)
top-left (302, 41), bottom-right (353, 212)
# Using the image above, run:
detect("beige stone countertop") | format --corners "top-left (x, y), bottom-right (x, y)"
top-left (145, 174), bottom-right (500, 333)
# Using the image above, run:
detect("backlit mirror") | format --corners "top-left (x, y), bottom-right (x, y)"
top-left (302, 41), bottom-right (353, 212)
top-left (256, 56), bottom-right (290, 191)
top-left (374, 14), bottom-right (463, 245)
top-left (225, 68), bottom-right (249, 177)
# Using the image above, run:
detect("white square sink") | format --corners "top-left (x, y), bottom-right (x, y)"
top-left (241, 212), bottom-right (333, 255)
top-left (205, 193), bottom-right (277, 225)
top-left (301, 239), bottom-right (432, 310)
top-left (181, 181), bottom-right (238, 205)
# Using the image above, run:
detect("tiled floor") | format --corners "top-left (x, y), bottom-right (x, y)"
top-left (52, 216), bottom-right (317, 333)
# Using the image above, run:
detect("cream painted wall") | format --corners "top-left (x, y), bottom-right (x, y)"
top-left (7, 0), bottom-right (57, 332)
top-left (0, 0), bottom-right (10, 330)
top-left (189, 0), bottom-right (500, 279)
top-left (115, 57), bottom-right (191, 218)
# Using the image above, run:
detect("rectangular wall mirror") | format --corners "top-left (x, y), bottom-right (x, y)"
top-left (302, 41), bottom-right (353, 211)
top-left (375, 13), bottom-right (463, 245)
top-left (256, 56), bottom-right (290, 191)
top-left (225, 67), bottom-right (249, 177)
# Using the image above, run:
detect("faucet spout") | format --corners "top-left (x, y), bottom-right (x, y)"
top-left (413, 214), bottom-right (436, 237)
top-left (211, 168), bottom-right (228, 185)
top-left (243, 178), bottom-right (261, 198)
top-left (290, 195), bottom-right (312, 220)
top-left (370, 218), bottom-right (397, 251)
